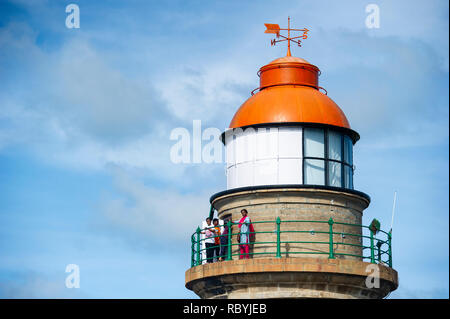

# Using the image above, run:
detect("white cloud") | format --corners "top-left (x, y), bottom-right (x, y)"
top-left (50, 39), bottom-right (170, 143)
top-left (1, 7), bottom-right (448, 178)
top-left (155, 62), bottom-right (253, 126)
top-left (0, 271), bottom-right (87, 298)
top-left (0, 23), bottom-right (178, 173)
top-left (0, 21), bottom-right (234, 183)
top-left (98, 167), bottom-right (210, 242)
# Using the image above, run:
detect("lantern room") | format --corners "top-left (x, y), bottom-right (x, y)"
top-left (224, 55), bottom-right (359, 190)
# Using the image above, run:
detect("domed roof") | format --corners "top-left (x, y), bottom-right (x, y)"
top-left (267, 56), bottom-right (311, 64)
top-left (229, 85), bottom-right (350, 129)
top-left (229, 55), bottom-right (358, 140)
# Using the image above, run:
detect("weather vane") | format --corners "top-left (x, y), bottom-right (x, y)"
top-left (264, 17), bottom-right (309, 57)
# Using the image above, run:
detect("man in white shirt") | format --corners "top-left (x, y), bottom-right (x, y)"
top-left (201, 217), bottom-right (216, 263)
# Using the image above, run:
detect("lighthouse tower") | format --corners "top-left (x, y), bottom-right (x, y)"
top-left (185, 20), bottom-right (398, 299)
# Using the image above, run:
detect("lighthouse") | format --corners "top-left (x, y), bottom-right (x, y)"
top-left (185, 19), bottom-right (398, 299)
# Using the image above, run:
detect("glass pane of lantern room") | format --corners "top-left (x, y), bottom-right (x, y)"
top-left (278, 127), bottom-right (302, 159)
top-left (254, 159), bottom-right (278, 186)
top-left (234, 132), bottom-right (245, 164)
top-left (328, 161), bottom-right (342, 187)
top-left (243, 127), bottom-right (256, 163)
top-left (256, 127), bottom-right (278, 160)
top-left (328, 131), bottom-right (342, 161)
top-left (344, 136), bottom-right (353, 165)
top-left (225, 134), bottom-right (235, 169)
top-left (344, 165), bottom-right (353, 189)
top-left (304, 128), bottom-right (324, 158)
top-left (227, 165), bottom-right (237, 189)
top-left (279, 158), bottom-right (302, 184)
top-left (236, 162), bottom-right (254, 188)
top-left (304, 159), bottom-right (325, 185)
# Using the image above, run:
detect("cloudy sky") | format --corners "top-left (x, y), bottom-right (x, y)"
top-left (0, 0), bottom-right (448, 298)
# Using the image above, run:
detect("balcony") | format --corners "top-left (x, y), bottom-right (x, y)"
top-left (190, 217), bottom-right (392, 268)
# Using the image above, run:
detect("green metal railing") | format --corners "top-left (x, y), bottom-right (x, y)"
top-left (190, 217), bottom-right (393, 268)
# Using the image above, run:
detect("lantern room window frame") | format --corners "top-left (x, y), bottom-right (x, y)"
top-left (302, 127), bottom-right (354, 189)
top-left (222, 123), bottom-right (357, 191)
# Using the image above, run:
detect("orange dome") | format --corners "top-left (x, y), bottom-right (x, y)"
top-left (228, 55), bottom-right (358, 140)
top-left (229, 85), bottom-right (349, 127)
top-left (268, 56), bottom-right (311, 64)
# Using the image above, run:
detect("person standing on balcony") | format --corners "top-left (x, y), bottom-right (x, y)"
top-left (201, 217), bottom-right (216, 263)
top-left (219, 219), bottom-right (230, 261)
top-left (212, 218), bottom-right (221, 262)
top-left (237, 209), bottom-right (254, 259)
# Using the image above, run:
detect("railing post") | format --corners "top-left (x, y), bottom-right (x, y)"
top-left (276, 217), bottom-right (281, 258)
top-left (388, 231), bottom-right (392, 267)
top-left (328, 217), bottom-right (335, 259)
top-left (226, 220), bottom-right (232, 261)
top-left (370, 228), bottom-right (375, 263)
top-left (196, 227), bottom-right (201, 266)
top-left (376, 241), bottom-right (382, 263)
top-left (191, 234), bottom-right (195, 267)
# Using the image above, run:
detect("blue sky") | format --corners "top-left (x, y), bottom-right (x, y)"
top-left (0, 0), bottom-right (448, 298)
